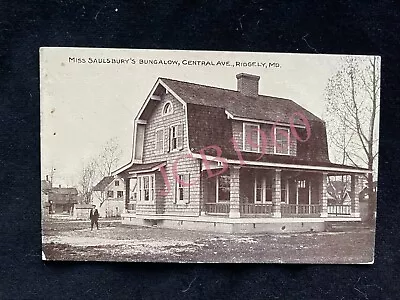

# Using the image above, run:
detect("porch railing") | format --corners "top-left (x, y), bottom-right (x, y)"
top-left (126, 202), bottom-right (136, 212)
top-left (205, 202), bottom-right (230, 215)
top-left (240, 203), bottom-right (272, 216)
top-left (281, 204), bottom-right (321, 216)
top-left (327, 205), bottom-right (351, 216)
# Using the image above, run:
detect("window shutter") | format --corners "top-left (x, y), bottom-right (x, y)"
top-left (178, 124), bottom-right (183, 149)
top-left (166, 127), bottom-right (171, 152)
top-left (185, 173), bottom-right (190, 204)
top-left (172, 175), bottom-right (177, 204)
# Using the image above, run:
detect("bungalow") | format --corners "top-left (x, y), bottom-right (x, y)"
top-left (113, 73), bottom-right (370, 233)
top-left (92, 176), bottom-right (125, 217)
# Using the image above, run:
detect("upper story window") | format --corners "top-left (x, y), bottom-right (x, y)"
top-left (107, 191), bottom-right (114, 198)
top-left (155, 128), bottom-right (164, 154)
top-left (243, 123), bottom-right (260, 152)
top-left (115, 180), bottom-right (119, 186)
top-left (274, 127), bottom-right (290, 155)
top-left (162, 101), bottom-right (173, 116)
top-left (117, 191), bottom-right (124, 198)
top-left (169, 124), bottom-right (183, 151)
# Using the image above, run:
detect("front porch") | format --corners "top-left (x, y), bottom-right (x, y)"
top-left (121, 165), bottom-right (363, 233)
top-left (201, 166), bottom-right (362, 219)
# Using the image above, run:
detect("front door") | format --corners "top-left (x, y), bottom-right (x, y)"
top-left (297, 180), bottom-right (309, 204)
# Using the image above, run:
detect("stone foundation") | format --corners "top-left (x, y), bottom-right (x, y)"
top-left (120, 213), bottom-right (361, 234)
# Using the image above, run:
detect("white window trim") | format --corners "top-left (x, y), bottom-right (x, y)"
top-left (169, 123), bottom-right (183, 152)
top-left (273, 126), bottom-right (291, 155)
top-left (242, 122), bottom-right (260, 153)
top-left (162, 101), bottom-right (173, 116)
top-left (175, 174), bottom-right (185, 203)
top-left (174, 173), bottom-right (190, 204)
top-left (155, 128), bottom-right (164, 154)
top-left (254, 175), bottom-right (272, 204)
top-left (138, 174), bottom-right (155, 203)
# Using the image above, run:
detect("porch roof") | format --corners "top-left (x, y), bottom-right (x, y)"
top-left (126, 161), bottom-right (166, 175)
top-left (193, 153), bottom-right (369, 174)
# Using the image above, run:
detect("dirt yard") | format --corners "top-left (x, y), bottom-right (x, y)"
top-left (42, 219), bottom-right (375, 263)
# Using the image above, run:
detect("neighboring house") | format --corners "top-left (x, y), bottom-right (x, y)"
top-left (48, 186), bottom-right (79, 214)
top-left (92, 176), bottom-right (125, 218)
top-left (113, 73), bottom-right (370, 233)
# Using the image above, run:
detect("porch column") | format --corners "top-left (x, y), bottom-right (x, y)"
top-left (320, 172), bottom-right (328, 217)
top-left (350, 174), bottom-right (361, 217)
top-left (124, 177), bottom-right (130, 213)
top-left (200, 172), bottom-right (206, 216)
top-left (229, 166), bottom-right (241, 218)
top-left (272, 169), bottom-right (281, 218)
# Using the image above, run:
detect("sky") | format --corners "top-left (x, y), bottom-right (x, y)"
top-left (40, 48), bottom-right (375, 187)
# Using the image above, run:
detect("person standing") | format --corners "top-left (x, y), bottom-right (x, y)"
top-left (89, 205), bottom-right (99, 230)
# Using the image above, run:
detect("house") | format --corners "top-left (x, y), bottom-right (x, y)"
top-left (47, 185), bottom-right (79, 214)
top-left (92, 176), bottom-right (125, 218)
top-left (113, 73), bottom-right (370, 233)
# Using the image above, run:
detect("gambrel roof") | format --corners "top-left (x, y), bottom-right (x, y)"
top-left (113, 75), bottom-right (370, 176)
top-left (160, 78), bottom-right (322, 125)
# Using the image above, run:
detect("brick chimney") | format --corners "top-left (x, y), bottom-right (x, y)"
top-left (236, 73), bottom-right (260, 97)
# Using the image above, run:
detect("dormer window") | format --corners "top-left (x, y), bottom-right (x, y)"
top-left (243, 123), bottom-right (260, 152)
top-left (162, 102), bottom-right (173, 116)
top-left (274, 127), bottom-right (290, 155)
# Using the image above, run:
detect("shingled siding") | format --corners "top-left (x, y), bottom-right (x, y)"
top-left (231, 121), bottom-right (297, 156)
top-left (139, 93), bottom-right (201, 216)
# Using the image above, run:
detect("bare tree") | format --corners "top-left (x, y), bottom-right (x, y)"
top-left (79, 159), bottom-right (97, 204)
top-left (96, 137), bottom-right (123, 178)
top-left (325, 56), bottom-right (380, 221)
top-left (91, 137), bottom-right (123, 207)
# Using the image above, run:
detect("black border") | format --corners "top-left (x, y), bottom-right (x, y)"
top-left (1, 1), bottom-right (399, 299)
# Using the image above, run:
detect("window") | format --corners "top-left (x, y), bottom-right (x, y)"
top-left (107, 190), bottom-right (114, 198)
top-left (117, 191), bottom-right (124, 198)
top-left (274, 127), bottom-right (290, 155)
top-left (143, 176), bottom-right (150, 201)
top-left (162, 102), bottom-right (173, 116)
top-left (177, 175), bottom-right (184, 202)
top-left (297, 180), bottom-right (306, 188)
top-left (169, 124), bottom-right (183, 151)
top-left (281, 179), bottom-right (288, 203)
top-left (155, 129), bottom-right (164, 154)
top-left (254, 175), bottom-right (273, 203)
top-left (115, 180), bottom-right (119, 186)
top-left (174, 174), bottom-right (191, 204)
top-left (138, 175), bottom-right (155, 202)
top-left (255, 176), bottom-right (263, 203)
top-left (243, 123), bottom-right (260, 152)
top-left (217, 172), bottom-right (230, 202)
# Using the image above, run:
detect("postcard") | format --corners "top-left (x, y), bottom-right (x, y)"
top-left (41, 48), bottom-right (379, 263)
